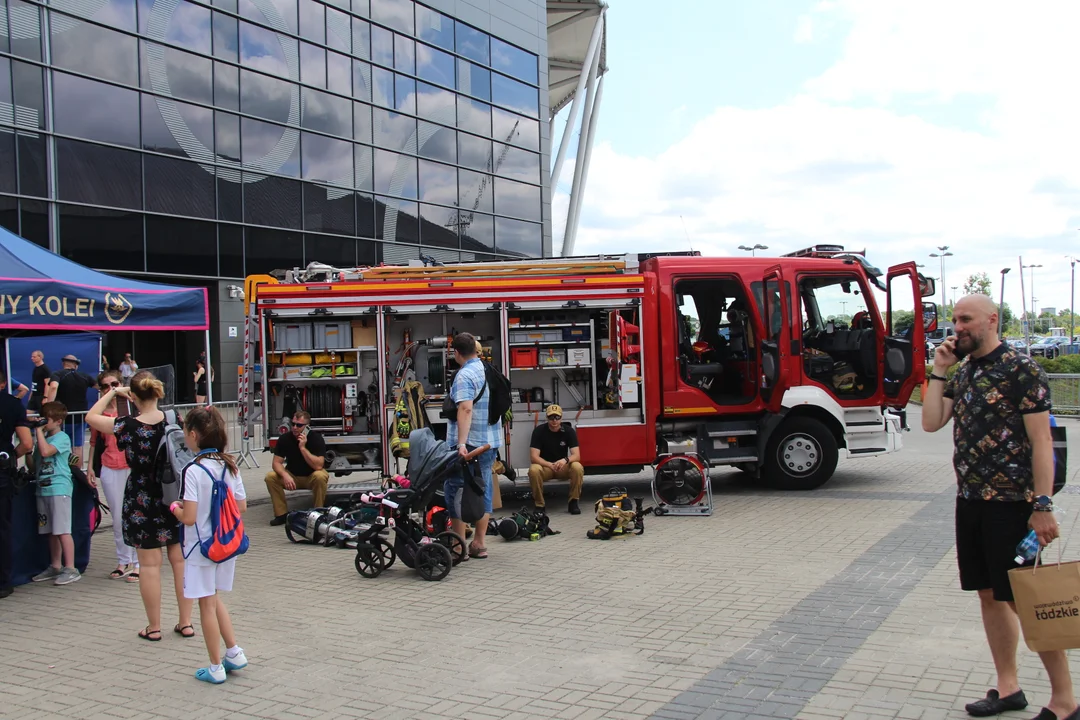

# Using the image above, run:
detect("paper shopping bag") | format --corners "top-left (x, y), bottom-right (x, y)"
top-left (1008, 558), bottom-right (1080, 652)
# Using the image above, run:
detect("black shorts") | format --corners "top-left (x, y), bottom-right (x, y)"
top-left (956, 497), bottom-right (1032, 602)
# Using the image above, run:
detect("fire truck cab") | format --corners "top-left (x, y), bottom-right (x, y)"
top-left (245, 246), bottom-right (936, 498)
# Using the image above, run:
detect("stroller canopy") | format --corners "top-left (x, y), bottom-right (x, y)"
top-left (405, 428), bottom-right (460, 495)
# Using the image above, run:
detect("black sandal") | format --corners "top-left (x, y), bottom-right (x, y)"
top-left (965, 689), bottom-right (1028, 717)
top-left (174, 624), bottom-right (196, 638)
top-left (138, 626), bottom-right (162, 642)
top-left (109, 568), bottom-right (126, 579)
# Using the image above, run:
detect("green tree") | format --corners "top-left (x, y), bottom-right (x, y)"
top-left (891, 309), bottom-right (915, 332)
top-left (963, 272), bottom-right (993, 297)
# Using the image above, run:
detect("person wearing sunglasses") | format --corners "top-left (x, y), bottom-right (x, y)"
top-left (264, 410), bottom-right (328, 526)
top-left (89, 370), bottom-right (138, 581)
top-left (527, 404), bottom-right (585, 514)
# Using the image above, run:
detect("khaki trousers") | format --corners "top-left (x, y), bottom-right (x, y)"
top-left (528, 462), bottom-right (584, 506)
top-left (264, 470), bottom-right (329, 517)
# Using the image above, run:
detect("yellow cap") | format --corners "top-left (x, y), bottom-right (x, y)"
top-left (546, 404), bottom-right (562, 417)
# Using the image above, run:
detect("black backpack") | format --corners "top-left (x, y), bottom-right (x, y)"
top-left (481, 360), bottom-right (512, 426)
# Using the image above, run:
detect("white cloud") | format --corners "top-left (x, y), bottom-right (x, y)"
top-left (562, 0), bottom-right (1080, 316)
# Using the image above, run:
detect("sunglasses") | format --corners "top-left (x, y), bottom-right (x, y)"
top-left (293, 422), bottom-right (308, 428)
top-left (548, 415), bottom-right (562, 421)
top-left (101, 382), bottom-right (120, 389)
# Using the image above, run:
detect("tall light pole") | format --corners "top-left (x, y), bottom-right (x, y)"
top-left (998, 267), bottom-right (1010, 336)
top-left (738, 244), bottom-right (768, 257)
top-left (1023, 263), bottom-right (1042, 333)
top-left (929, 246), bottom-right (953, 321)
top-left (1068, 255), bottom-right (1077, 345)
top-left (951, 285), bottom-right (958, 307)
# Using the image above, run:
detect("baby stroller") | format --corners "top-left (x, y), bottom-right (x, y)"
top-left (353, 429), bottom-right (488, 581)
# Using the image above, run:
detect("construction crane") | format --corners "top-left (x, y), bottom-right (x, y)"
top-left (446, 118), bottom-right (521, 236)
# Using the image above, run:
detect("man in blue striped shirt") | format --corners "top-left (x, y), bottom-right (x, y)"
top-left (445, 333), bottom-right (502, 559)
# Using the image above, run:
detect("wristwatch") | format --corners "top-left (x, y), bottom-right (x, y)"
top-left (928, 373), bottom-right (948, 382)
top-left (1033, 495), bottom-right (1054, 512)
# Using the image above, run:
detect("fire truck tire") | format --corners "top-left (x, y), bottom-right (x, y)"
top-left (764, 417), bottom-right (838, 490)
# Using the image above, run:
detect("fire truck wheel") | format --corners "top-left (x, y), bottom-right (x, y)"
top-left (764, 417), bottom-right (838, 490)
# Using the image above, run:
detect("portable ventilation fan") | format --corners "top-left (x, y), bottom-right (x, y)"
top-left (652, 453), bottom-right (711, 516)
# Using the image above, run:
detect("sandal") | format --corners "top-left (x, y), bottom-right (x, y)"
top-left (109, 567), bottom-right (126, 579)
top-left (468, 545), bottom-right (488, 559)
top-left (125, 571), bottom-right (139, 584)
top-left (174, 624), bottom-right (196, 638)
top-left (138, 626), bottom-right (162, 642)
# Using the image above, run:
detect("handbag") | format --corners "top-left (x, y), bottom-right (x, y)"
top-left (459, 457), bottom-right (487, 524)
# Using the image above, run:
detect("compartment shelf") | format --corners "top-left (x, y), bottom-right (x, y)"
top-left (270, 346), bottom-right (378, 354)
top-left (508, 340), bottom-right (590, 346)
top-left (323, 434), bottom-right (381, 445)
top-left (510, 365), bottom-right (591, 371)
top-left (268, 376), bottom-right (358, 383)
top-left (507, 323), bottom-right (587, 329)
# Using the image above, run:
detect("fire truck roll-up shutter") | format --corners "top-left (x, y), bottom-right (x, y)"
top-left (260, 306), bottom-right (377, 318)
top-left (506, 298), bottom-right (642, 311)
top-left (383, 303), bottom-right (497, 313)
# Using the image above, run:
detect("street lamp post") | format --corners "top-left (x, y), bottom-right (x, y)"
top-left (1022, 263), bottom-right (1042, 333)
top-left (998, 268), bottom-right (1010, 336)
top-left (738, 244), bottom-right (768, 257)
top-left (1068, 256), bottom-right (1077, 345)
top-left (929, 246), bottom-right (953, 321)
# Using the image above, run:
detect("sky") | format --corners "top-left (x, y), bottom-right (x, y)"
top-left (550, 0), bottom-right (1080, 322)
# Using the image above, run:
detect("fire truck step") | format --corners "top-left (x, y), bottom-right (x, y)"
top-left (707, 430), bottom-right (757, 438)
top-left (848, 447), bottom-right (887, 454)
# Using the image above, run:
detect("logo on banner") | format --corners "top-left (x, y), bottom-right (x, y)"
top-left (104, 293), bottom-right (134, 324)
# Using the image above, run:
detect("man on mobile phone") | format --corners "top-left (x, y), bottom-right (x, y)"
top-left (263, 410), bottom-right (328, 526)
top-left (922, 295), bottom-right (1075, 720)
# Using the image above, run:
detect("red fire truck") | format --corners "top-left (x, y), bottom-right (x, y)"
top-left (244, 246), bottom-right (936, 513)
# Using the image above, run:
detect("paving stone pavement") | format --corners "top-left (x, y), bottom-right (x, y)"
top-left (2, 411), bottom-right (1079, 720)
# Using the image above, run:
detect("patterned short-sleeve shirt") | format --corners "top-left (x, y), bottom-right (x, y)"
top-left (944, 343), bottom-right (1052, 502)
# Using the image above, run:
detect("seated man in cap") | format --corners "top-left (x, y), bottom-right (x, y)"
top-left (46, 354), bottom-right (97, 449)
top-left (527, 405), bottom-right (585, 514)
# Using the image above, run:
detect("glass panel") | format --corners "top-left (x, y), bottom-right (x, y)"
top-left (491, 38), bottom-right (538, 86)
top-left (141, 43), bottom-right (214, 106)
top-left (419, 203), bottom-right (458, 248)
top-left (371, 66), bottom-right (393, 107)
top-left (58, 204), bottom-right (144, 272)
top-left (351, 17), bottom-right (370, 60)
top-left (245, 226), bottom-right (303, 274)
top-left (394, 74), bottom-right (415, 115)
top-left (456, 59), bottom-right (489, 101)
top-left (54, 72), bottom-right (139, 147)
top-left (0, 57), bottom-right (10, 126)
top-left (494, 178), bottom-right (541, 222)
top-left (19, 198), bottom-right (48, 248)
top-left (301, 131), bottom-right (352, 184)
top-left (215, 111), bottom-right (240, 162)
top-left (491, 74), bottom-right (538, 118)
top-left (416, 5), bottom-right (453, 52)
top-left (416, 44), bottom-right (454, 89)
top-left (353, 102), bottom-right (372, 143)
top-left (11, 61), bottom-right (44, 129)
top-left (57, 138), bottom-right (142, 209)
top-left (455, 22), bottom-right (487, 65)
top-left (145, 155), bottom-right (216, 219)
top-left (239, 0), bottom-right (296, 35)
top-left (326, 7), bottom-right (351, 52)
top-left (304, 185), bottom-right (355, 235)
top-left (417, 82), bottom-right (456, 125)
top-left (394, 34), bottom-right (414, 74)
top-left (240, 69), bottom-right (292, 125)
top-left (353, 60), bottom-right (371, 101)
top-left (53, 19), bottom-right (137, 85)
top-left (354, 144), bottom-right (372, 191)
top-left (457, 96), bottom-right (490, 138)
top-left (305, 232), bottom-right (355, 267)
top-left (494, 145), bottom-right (540, 185)
top-left (219, 224), bottom-right (243, 277)
top-left (214, 61), bottom-right (240, 110)
top-left (357, 192), bottom-right (376, 238)
top-left (145, 215), bottom-right (218, 276)
top-left (374, 149), bottom-right (416, 199)
top-left (457, 168), bottom-right (492, 214)
top-left (243, 173), bottom-right (301, 229)
top-left (327, 50), bottom-right (351, 95)
top-left (242, 117), bottom-right (300, 177)
top-left (495, 217), bottom-right (541, 257)
top-left (457, 132), bottom-right (491, 173)
top-left (372, 108), bottom-right (414, 152)
top-left (301, 87), bottom-right (351, 136)
top-left (416, 121), bottom-right (455, 164)
top-left (370, 0), bottom-right (412, 35)
top-left (492, 107), bottom-right (538, 151)
top-left (141, 94), bottom-right (214, 159)
top-left (213, 0), bottom-right (238, 10)
top-left (0, 128), bottom-right (15, 194)
top-left (213, 10), bottom-right (239, 61)
top-left (298, 0), bottom-right (325, 43)
top-left (9, 1), bottom-right (40, 61)
top-left (0, 2), bottom-right (7, 55)
top-left (17, 132), bottom-right (47, 197)
top-left (379, 197), bottom-right (418, 243)
top-left (239, 21), bottom-right (294, 81)
top-left (59, 0), bottom-right (136, 31)
top-left (164, 0), bottom-right (212, 55)
top-left (371, 24), bottom-right (393, 67)
top-left (417, 159), bottom-right (456, 206)
top-left (300, 42), bottom-right (327, 88)
top-left (460, 211), bottom-right (493, 252)
top-left (218, 174), bottom-right (243, 221)
top-left (351, 0), bottom-right (368, 18)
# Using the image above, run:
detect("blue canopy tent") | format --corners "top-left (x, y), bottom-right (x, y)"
top-left (0, 226), bottom-right (212, 401)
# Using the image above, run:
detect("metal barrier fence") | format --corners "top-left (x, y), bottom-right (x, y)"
top-left (1049, 374), bottom-right (1080, 416)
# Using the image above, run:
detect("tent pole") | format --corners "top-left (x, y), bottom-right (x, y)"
top-left (204, 328), bottom-right (213, 405)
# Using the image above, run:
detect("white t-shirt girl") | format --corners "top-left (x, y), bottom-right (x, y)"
top-left (181, 458), bottom-right (247, 599)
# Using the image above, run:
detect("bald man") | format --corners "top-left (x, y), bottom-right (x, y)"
top-left (923, 295), bottom-right (1074, 720)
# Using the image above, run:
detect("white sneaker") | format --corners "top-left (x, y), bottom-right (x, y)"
top-left (54, 568), bottom-right (82, 586)
top-left (222, 649), bottom-right (248, 672)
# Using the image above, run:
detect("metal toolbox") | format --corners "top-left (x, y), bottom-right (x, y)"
top-left (274, 322), bottom-right (313, 351)
top-left (566, 347), bottom-right (591, 366)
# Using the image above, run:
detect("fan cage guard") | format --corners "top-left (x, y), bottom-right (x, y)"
top-left (653, 453), bottom-right (708, 507)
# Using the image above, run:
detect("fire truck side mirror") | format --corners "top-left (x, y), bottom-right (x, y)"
top-left (919, 274), bottom-right (936, 298)
top-left (922, 302), bottom-right (939, 333)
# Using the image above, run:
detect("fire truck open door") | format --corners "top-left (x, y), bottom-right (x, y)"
top-left (883, 262), bottom-right (927, 403)
top-left (760, 266), bottom-right (790, 413)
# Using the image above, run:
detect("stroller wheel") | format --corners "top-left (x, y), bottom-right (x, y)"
top-left (435, 531), bottom-right (466, 564)
top-left (415, 543), bottom-right (452, 581)
top-left (373, 537), bottom-right (396, 569)
top-left (354, 544), bottom-right (385, 578)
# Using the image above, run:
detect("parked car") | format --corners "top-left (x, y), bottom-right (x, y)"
top-left (926, 340), bottom-right (935, 360)
top-left (1030, 336), bottom-right (1070, 358)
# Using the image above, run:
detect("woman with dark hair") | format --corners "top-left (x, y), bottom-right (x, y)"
top-left (87, 370), bottom-right (194, 642)
top-left (88, 369), bottom-right (138, 582)
top-left (193, 359), bottom-right (213, 404)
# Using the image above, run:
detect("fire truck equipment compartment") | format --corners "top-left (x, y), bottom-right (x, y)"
top-left (314, 321), bottom-right (351, 349)
top-left (275, 323), bottom-right (313, 351)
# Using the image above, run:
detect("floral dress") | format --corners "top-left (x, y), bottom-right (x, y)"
top-left (114, 416), bottom-right (179, 549)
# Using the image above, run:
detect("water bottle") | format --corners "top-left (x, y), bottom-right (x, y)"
top-left (1015, 530), bottom-right (1040, 565)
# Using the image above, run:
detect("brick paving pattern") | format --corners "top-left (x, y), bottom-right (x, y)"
top-left (0, 410), bottom-right (1077, 720)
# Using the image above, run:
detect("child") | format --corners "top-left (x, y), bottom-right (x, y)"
top-left (31, 402), bottom-right (80, 586)
top-left (169, 406), bottom-right (248, 684)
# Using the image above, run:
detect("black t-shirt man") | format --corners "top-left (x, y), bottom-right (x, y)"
top-left (530, 422), bottom-right (579, 463)
top-left (0, 392), bottom-right (29, 457)
top-left (29, 364), bottom-right (50, 411)
top-left (51, 368), bottom-right (97, 412)
top-left (274, 429), bottom-right (327, 476)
